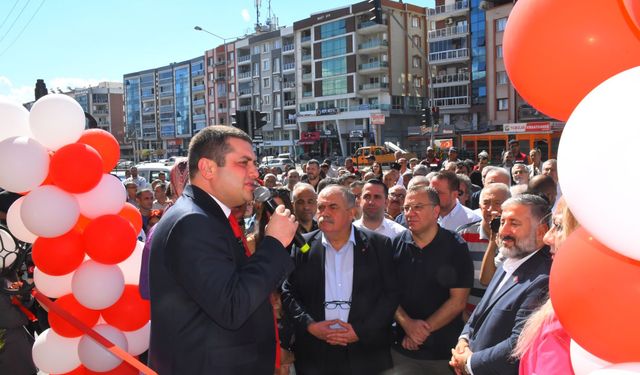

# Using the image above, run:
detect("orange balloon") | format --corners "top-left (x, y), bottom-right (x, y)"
top-left (32, 229), bottom-right (85, 275)
top-left (83, 215), bottom-right (137, 264)
top-left (48, 294), bottom-right (100, 338)
top-left (503, 0), bottom-right (640, 121)
top-left (550, 227), bottom-right (640, 363)
top-left (118, 203), bottom-right (142, 235)
top-left (50, 143), bottom-right (103, 194)
top-left (85, 361), bottom-right (139, 375)
top-left (78, 129), bottom-right (121, 173)
top-left (101, 285), bottom-right (150, 331)
top-left (73, 214), bottom-right (92, 234)
top-left (620, 0), bottom-right (640, 40)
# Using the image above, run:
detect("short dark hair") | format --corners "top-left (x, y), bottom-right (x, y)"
top-left (136, 188), bottom-right (153, 198)
top-left (307, 159), bottom-right (320, 168)
top-left (432, 170), bottom-right (460, 192)
top-left (364, 178), bottom-right (389, 197)
top-left (187, 126), bottom-right (251, 179)
top-left (317, 177), bottom-right (339, 193)
top-left (407, 185), bottom-right (440, 206)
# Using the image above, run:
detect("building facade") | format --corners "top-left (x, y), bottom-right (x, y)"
top-left (205, 41), bottom-right (236, 126)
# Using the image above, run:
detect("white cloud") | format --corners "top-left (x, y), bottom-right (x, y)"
top-left (241, 9), bottom-right (251, 22)
top-left (0, 76), bottom-right (112, 104)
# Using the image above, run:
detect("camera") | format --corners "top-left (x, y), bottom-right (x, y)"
top-left (490, 216), bottom-right (501, 233)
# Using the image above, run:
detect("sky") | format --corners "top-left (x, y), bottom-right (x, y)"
top-left (0, 0), bottom-right (435, 104)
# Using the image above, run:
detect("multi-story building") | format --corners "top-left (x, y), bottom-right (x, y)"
top-left (72, 82), bottom-right (126, 157)
top-left (205, 41), bottom-right (236, 126)
top-left (291, 0), bottom-right (429, 158)
top-left (124, 56), bottom-right (206, 161)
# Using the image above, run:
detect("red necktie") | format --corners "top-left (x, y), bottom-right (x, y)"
top-left (227, 214), bottom-right (281, 369)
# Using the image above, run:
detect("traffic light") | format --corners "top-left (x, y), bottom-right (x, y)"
top-left (432, 106), bottom-right (440, 124)
top-left (368, 0), bottom-right (383, 24)
top-left (231, 110), bottom-right (249, 134)
top-left (421, 106), bottom-right (432, 127)
top-left (253, 110), bottom-right (268, 130)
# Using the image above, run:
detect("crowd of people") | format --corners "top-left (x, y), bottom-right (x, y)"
top-left (0, 124), bottom-right (575, 375)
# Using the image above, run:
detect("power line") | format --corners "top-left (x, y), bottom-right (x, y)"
top-left (0, 1), bottom-right (20, 32)
top-left (0, 0), bottom-right (45, 59)
top-left (0, 0), bottom-right (31, 46)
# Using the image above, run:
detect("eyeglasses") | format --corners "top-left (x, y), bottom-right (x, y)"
top-left (324, 300), bottom-right (352, 310)
top-left (402, 203), bottom-right (437, 212)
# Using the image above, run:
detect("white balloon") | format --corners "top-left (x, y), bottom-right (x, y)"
top-left (20, 185), bottom-right (79, 238)
top-left (78, 324), bottom-right (128, 372)
top-left (6, 196), bottom-right (37, 243)
top-left (34, 267), bottom-right (73, 298)
top-left (591, 363), bottom-right (640, 374)
top-left (75, 174), bottom-right (126, 219)
top-left (118, 240), bottom-right (145, 285)
top-left (0, 99), bottom-right (30, 142)
top-left (29, 94), bottom-right (85, 151)
top-left (0, 136), bottom-right (49, 193)
top-left (0, 228), bottom-right (17, 270)
top-left (558, 66), bottom-right (640, 260)
top-left (72, 260), bottom-right (125, 309)
top-left (570, 339), bottom-right (611, 375)
top-left (32, 328), bottom-right (81, 374)
top-left (123, 321), bottom-right (150, 356)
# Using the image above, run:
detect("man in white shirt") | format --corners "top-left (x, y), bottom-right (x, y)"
top-left (353, 179), bottom-right (407, 240)
top-left (449, 194), bottom-right (552, 375)
top-left (430, 171), bottom-right (480, 232)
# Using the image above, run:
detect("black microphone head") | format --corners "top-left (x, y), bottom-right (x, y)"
top-left (253, 186), bottom-right (272, 203)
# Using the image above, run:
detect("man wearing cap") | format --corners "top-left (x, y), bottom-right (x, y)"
top-left (442, 148), bottom-right (460, 171)
top-left (424, 147), bottom-right (441, 171)
top-left (508, 139), bottom-right (528, 164)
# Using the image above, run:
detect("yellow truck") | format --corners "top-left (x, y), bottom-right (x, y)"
top-left (351, 142), bottom-right (417, 166)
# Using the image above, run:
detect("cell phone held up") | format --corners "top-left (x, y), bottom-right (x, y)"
top-left (490, 216), bottom-right (501, 233)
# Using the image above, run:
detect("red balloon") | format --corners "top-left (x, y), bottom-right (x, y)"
top-left (48, 294), bottom-right (100, 338)
top-left (117, 203), bottom-right (142, 235)
top-left (78, 129), bottom-right (121, 173)
top-left (83, 215), bottom-right (136, 264)
top-left (32, 229), bottom-right (85, 275)
top-left (503, 0), bottom-right (640, 121)
top-left (50, 143), bottom-right (103, 193)
top-left (85, 361), bottom-right (139, 375)
top-left (620, 0), bottom-right (640, 40)
top-left (102, 285), bottom-right (150, 331)
top-left (73, 214), bottom-right (92, 234)
top-left (550, 227), bottom-right (640, 363)
top-left (52, 365), bottom-right (87, 375)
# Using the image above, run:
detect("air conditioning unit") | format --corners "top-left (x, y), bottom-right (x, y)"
top-left (445, 18), bottom-right (454, 25)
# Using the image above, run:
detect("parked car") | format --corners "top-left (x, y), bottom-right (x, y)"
top-left (259, 158), bottom-right (295, 174)
top-left (134, 163), bottom-right (172, 184)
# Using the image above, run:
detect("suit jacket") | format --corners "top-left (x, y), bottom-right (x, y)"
top-left (461, 246), bottom-right (552, 375)
top-left (281, 227), bottom-right (399, 375)
top-left (148, 184), bottom-right (295, 375)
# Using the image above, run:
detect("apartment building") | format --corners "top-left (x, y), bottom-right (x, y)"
top-left (123, 56), bottom-right (206, 161)
top-left (290, 0), bottom-right (430, 158)
top-left (205, 41), bottom-right (236, 126)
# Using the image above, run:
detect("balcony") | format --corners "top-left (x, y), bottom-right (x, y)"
top-left (238, 71), bottom-right (252, 80)
top-left (159, 91), bottom-right (174, 97)
top-left (357, 20), bottom-right (387, 34)
top-left (159, 105), bottom-right (173, 112)
top-left (282, 44), bottom-right (294, 53)
top-left (429, 72), bottom-right (470, 87)
top-left (92, 109), bottom-right (109, 115)
top-left (283, 62), bottom-right (296, 71)
top-left (302, 73), bottom-right (312, 81)
top-left (283, 81), bottom-right (296, 89)
top-left (357, 39), bottom-right (388, 53)
top-left (215, 60), bottom-right (225, 66)
top-left (217, 107), bottom-right (228, 113)
top-left (358, 61), bottom-right (388, 73)
top-left (429, 95), bottom-right (470, 109)
top-left (238, 90), bottom-right (252, 97)
top-left (428, 0), bottom-right (469, 20)
top-left (215, 76), bottom-right (226, 82)
top-left (302, 91), bottom-right (313, 98)
top-left (301, 54), bottom-right (312, 62)
top-left (284, 99), bottom-right (296, 107)
top-left (428, 24), bottom-right (469, 41)
top-left (193, 113), bottom-right (206, 121)
top-left (358, 82), bottom-right (388, 92)
top-left (284, 119), bottom-right (296, 125)
top-left (238, 105), bottom-right (252, 111)
top-left (428, 48), bottom-right (469, 64)
top-left (300, 35), bottom-right (311, 44)
top-left (192, 84), bottom-right (205, 92)
top-left (192, 99), bottom-right (205, 106)
top-left (191, 70), bottom-right (204, 77)
top-left (238, 55), bottom-right (251, 64)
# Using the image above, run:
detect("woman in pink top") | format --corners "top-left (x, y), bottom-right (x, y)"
top-left (513, 198), bottom-right (579, 374)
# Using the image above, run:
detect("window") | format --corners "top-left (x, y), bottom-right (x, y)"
top-left (253, 45), bottom-right (260, 54)
top-left (274, 95), bottom-right (281, 107)
top-left (208, 73), bottom-right (215, 82)
top-left (319, 19), bottom-right (346, 40)
top-left (253, 63), bottom-right (260, 76)
top-left (412, 35), bottom-right (421, 47)
top-left (412, 56), bottom-right (421, 68)
top-left (496, 17), bottom-right (507, 32)
top-left (265, 113), bottom-right (271, 122)
top-left (321, 57), bottom-right (347, 78)
top-left (207, 57), bottom-right (214, 67)
top-left (263, 59), bottom-right (270, 71)
top-left (263, 95), bottom-right (270, 105)
top-left (273, 58), bottom-right (280, 73)
top-left (411, 16), bottom-right (420, 28)
top-left (321, 76), bottom-right (348, 96)
top-left (263, 77), bottom-right (270, 88)
top-left (320, 37), bottom-right (347, 58)
top-left (228, 51), bottom-right (234, 62)
top-left (263, 43), bottom-right (270, 53)
top-left (498, 98), bottom-right (508, 110)
top-left (496, 45), bottom-right (503, 58)
top-left (497, 71), bottom-right (508, 85)
top-left (273, 40), bottom-right (281, 49)
top-left (413, 76), bottom-right (422, 88)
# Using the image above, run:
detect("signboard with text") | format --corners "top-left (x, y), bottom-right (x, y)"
top-left (503, 122), bottom-right (551, 133)
top-left (370, 114), bottom-right (385, 125)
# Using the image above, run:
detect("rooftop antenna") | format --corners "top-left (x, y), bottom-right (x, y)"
top-left (266, 0), bottom-right (272, 29)
top-left (255, 0), bottom-right (261, 32)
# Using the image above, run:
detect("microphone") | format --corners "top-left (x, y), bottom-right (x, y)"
top-left (253, 186), bottom-right (311, 253)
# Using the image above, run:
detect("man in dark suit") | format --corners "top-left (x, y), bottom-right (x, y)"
top-left (148, 126), bottom-right (298, 375)
top-left (449, 194), bottom-right (552, 375)
top-left (282, 185), bottom-right (399, 375)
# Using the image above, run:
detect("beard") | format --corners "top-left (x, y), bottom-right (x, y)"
top-left (498, 231), bottom-right (539, 259)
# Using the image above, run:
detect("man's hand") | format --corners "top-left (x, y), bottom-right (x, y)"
top-left (400, 318), bottom-right (431, 345)
top-left (401, 336), bottom-right (420, 351)
top-left (265, 204), bottom-right (299, 247)
top-left (325, 321), bottom-right (359, 346)
top-left (307, 320), bottom-right (344, 342)
top-left (449, 339), bottom-right (472, 375)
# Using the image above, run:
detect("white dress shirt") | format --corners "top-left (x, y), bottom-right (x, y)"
top-left (323, 226), bottom-right (356, 327)
top-left (439, 200), bottom-right (481, 232)
top-left (353, 217), bottom-right (407, 240)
